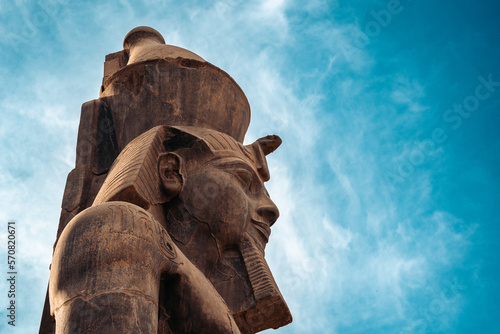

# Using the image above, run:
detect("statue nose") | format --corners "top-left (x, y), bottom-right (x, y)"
top-left (257, 201), bottom-right (280, 226)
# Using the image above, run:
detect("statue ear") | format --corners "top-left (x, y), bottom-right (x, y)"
top-left (158, 153), bottom-right (184, 201)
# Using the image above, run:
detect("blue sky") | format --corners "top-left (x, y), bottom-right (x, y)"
top-left (1, 0), bottom-right (499, 333)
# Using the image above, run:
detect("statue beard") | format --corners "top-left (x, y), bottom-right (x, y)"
top-left (233, 233), bottom-right (292, 333)
top-left (164, 201), bottom-right (291, 333)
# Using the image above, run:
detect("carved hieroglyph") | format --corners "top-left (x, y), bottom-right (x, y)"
top-left (40, 26), bottom-right (292, 334)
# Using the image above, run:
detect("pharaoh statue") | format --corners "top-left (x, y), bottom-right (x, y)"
top-left (39, 27), bottom-right (292, 333)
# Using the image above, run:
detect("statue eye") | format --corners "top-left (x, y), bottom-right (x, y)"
top-left (234, 169), bottom-right (254, 191)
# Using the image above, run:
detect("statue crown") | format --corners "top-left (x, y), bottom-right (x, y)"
top-left (100, 26), bottom-right (251, 145)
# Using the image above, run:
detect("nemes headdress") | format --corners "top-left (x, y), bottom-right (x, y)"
top-left (93, 125), bottom-right (281, 208)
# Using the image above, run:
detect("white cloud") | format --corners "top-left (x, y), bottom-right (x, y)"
top-left (255, 0), bottom-right (288, 28)
top-left (390, 75), bottom-right (428, 113)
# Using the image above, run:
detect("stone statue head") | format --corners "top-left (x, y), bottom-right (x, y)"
top-left (93, 125), bottom-right (292, 333)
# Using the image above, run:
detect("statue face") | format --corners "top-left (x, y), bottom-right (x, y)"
top-left (170, 147), bottom-right (293, 332)
top-left (179, 150), bottom-right (279, 255)
top-left (151, 126), bottom-right (291, 331)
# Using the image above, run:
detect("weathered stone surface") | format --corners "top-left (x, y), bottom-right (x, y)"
top-left (41, 26), bottom-right (291, 334)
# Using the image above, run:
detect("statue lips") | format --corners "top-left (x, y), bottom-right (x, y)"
top-left (251, 219), bottom-right (271, 244)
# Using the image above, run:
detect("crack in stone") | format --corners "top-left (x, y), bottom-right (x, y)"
top-left (53, 289), bottom-right (158, 314)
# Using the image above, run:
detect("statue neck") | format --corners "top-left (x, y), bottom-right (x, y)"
top-left (150, 199), bottom-right (220, 279)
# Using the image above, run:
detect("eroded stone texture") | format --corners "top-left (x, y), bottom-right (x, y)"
top-left (40, 26), bottom-right (292, 334)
